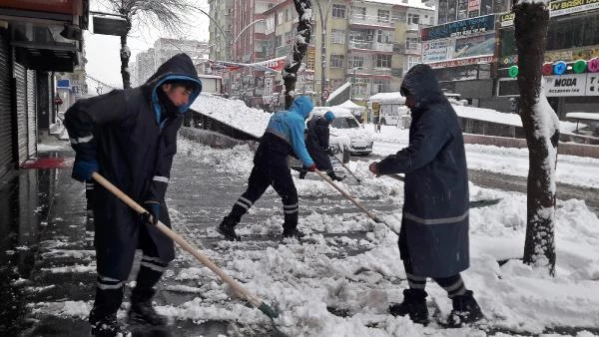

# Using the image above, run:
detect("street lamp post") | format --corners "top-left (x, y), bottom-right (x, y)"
top-left (231, 19), bottom-right (265, 61)
top-left (315, 0), bottom-right (332, 105)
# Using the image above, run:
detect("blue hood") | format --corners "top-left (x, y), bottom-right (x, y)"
top-left (144, 53), bottom-right (203, 126)
top-left (289, 96), bottom-right (314, 119)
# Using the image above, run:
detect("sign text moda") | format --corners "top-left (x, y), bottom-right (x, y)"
top-left (421, 15), bottom-right (495, 41)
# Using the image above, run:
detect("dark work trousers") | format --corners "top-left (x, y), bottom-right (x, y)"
top-left (227, 161), bottom-right (299, 231)
top-left (91, 198), bottom-right (170, 321)
top-left (400, 229), bottom-right (468, 298)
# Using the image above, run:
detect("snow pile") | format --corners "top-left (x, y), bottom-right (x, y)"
top-left (370, 125), bottom-right (599, 189)
top-left (191, 94), bottom-right (271, 138)
top-left (162, 142), bottom-right (599, 336)
top-left (454, 105), bottom-right (582, 134)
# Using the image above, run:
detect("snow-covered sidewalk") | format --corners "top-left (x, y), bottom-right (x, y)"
top-left (369, 124), bottom-right (599, 189)
top-left (167, 140), bottom-right (599, 336)
top-left (23, 138), bottom-right (599, 336)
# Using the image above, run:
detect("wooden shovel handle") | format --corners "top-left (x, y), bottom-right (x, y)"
top-left (91, 172), bottom-right (262, 307)
top-left (314, 170), bottom-right (399, 235)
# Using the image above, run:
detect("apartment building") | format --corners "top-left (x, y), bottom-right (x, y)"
top-left (208, 0), bottom-right (234, 61)
top-left (133, 38), bottom-right (209, 86)
top-left (209, 0), bottom-right (435, 106)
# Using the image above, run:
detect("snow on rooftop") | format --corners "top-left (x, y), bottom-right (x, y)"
top-left (326, 82), bottom-right (351, 104)
top-left (335, 100), bottom-right (363, 109)
top-left (566, 112), bottom-right (599, 122)
top-left (369, 92), bottom-right (406, 104)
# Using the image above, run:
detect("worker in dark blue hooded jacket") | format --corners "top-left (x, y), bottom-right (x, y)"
top-left (369, 64), bottom-right (483, 327)
top-left (299, 110), bottom-right (344, 181)
top-left (218, 96), bottom-right (315, 241)
top-left (64, 53), bottom-right (202, 337)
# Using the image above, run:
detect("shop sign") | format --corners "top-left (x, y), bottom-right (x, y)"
top-left (421, 14), bottom-right (495, 41)
top-left (550, 0), bottom-right (599, 17)
top-left (422, 40), bottom-right (452, 63)
top-left (544, 74), bottom-right (587, 97)
top-left (428, 55), bottom-right (494, 69)
top-left (498, 0), bottom-right (599, 28)
top-left (586, 73), bottom-right (599, 96)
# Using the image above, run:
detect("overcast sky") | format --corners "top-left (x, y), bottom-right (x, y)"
top-left (85, 0), bottom-right (210, 91)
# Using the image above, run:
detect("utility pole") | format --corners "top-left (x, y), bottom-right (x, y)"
top-left (315, 0), bottom-right (331, 105)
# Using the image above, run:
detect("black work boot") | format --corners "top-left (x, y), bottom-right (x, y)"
top-left (128, 288), bottom-right (167, 326)
top-left (388, 289), bottom-right (429, 325)
top-left (217, 216), bottom-right (241, 241)
top-left (90, 311), bottom-right (128, 337)
top-left (446, 290), bottom-right (484, 327)
top-left (282, 228), bottom-right (305, 240)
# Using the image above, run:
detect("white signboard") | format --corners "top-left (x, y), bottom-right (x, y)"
top-left (544, 74), bottom-right (587, 97)
top-left (422, 40), bottom-right (452, 63)
top-left (585, 73), bottom-right (599, 96)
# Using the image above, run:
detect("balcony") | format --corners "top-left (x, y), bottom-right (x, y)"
top-left (349, 15), bottom-right (394, 29)
top-left (405, 42), bottom-right (421, 55)
top-left (348, 40), bottom-right (393, 53)
top-left (345, 68), bottom-right (392, 77)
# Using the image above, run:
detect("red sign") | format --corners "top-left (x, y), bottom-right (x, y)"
top-left (588, 58), bottom-right (599, 73)
top-left (1, 0), bottom-right (82, 15)
top-left (428, 56), bottom-right (494, 69)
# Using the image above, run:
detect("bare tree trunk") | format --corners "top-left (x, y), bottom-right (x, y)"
top-left (283, 0), bottom-right (313, 109)
top-left (120, 24), bottom-right (132, 89)
top-left (514, 1), bottom-right (559, 276)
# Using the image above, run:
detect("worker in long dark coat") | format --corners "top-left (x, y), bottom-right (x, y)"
top-left (369, 64), bottom-right (483, 327)
top-left (65, 53), bottom-right (202, 336)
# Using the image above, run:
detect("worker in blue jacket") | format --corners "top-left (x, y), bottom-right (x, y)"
top-left (218, 96), bottom-right (315, 241)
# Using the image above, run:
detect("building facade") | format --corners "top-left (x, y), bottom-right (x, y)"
top-left (209, 0), bottom-right (436, 108)
top-left (496, 2), bottom-right (599, 118)
top-left (133, 38), bottom-right (209, 86)
top-left (208, 0), bottom-right (234, 62)
top-left (0, 0), bottom-right (88, 178)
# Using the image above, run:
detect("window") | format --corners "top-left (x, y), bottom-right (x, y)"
top-left (331, 117), bottom-right (360, 129)
top-left (349, 55), bottom-right (365, 68)
top-left (375, 54), bottom-right (392, 68)
top-left (376, 30), bottom-right (393, 43)
top-left (332, 4), bottom-right (346, 18)
top-left (275, 35), bottom-right (283, 48)
top-left (407, 56), bottom-right (421, 73)
top-left (331, 29), bottom-right (346, 44)
top-left (286, 8), bottom-right (293, 21)
top-left (277, 12), bottom-right (285, 25)
top-left (378, 10), bottom-right (390, 23)
top-left (372, 79), bottom-right (391, 93)
top-left (408, 13), bottom-right (420, 24)
top-left (349, 29), bottom-right (373, 42)
top-left (351, 7), bottom-right (366, 20)
top-left (330, 54), bottom-right (345, 68)
top-left (406, 37), bottom-right (420, 50)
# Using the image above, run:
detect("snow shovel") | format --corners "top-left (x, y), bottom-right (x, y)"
top-left (384, 174), bottom-right (502, 208)
top-left (91, 173), bottom-right (282, 323)
top-left (314, 170), bottom-right (400, 235)
top-left (330, 155), bottom-right (362, 184)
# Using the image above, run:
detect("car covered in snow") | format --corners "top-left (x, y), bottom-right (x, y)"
top-left (311, 106), bottom-right (374, 156)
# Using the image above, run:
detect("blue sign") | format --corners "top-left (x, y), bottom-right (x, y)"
top-left (422, 15), bottom-right (496, 41)
top-left (553, 61), bottom-right (567, 75)
top-left (57, 79), bottom-right (71, 88)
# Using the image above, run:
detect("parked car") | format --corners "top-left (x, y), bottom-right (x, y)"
top-left (311, 106), bottom-right (374, 156)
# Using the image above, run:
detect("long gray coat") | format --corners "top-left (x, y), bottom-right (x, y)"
top-left (377, 64), bottom-right (470, 278)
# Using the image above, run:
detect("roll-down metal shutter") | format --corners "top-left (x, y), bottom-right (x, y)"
top-left (27, 69), bottom-right (36, 157)
top-left (14, 61), bottom-right (27, 165)
top-left (0, 31), bottom-right (13, 177)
